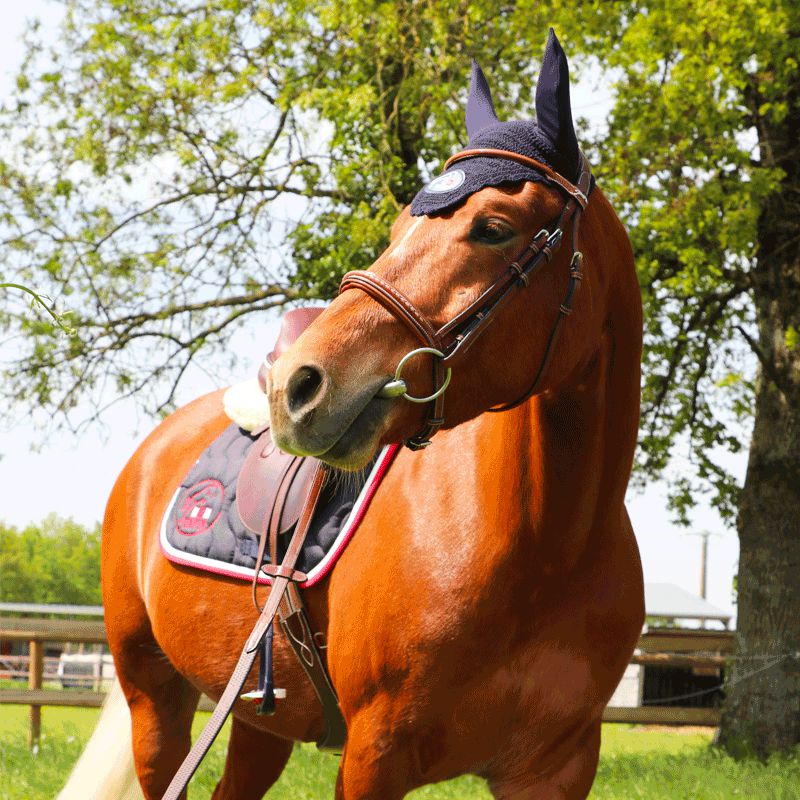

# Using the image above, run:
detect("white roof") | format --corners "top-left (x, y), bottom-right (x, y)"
top-left (645, 583), bottom-right (731, 623)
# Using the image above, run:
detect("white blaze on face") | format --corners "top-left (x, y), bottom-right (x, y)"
top-left (389, 217), bottom-right (424, 261)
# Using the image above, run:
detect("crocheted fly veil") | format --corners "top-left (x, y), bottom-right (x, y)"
top-left (410, 29), bottom-right (581, 217)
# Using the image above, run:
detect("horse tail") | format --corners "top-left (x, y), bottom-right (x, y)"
top-left (56, 677), bottom-right (143, 800)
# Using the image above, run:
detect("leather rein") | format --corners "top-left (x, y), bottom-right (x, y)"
top-left (339, 148), bottom-right (593, 450)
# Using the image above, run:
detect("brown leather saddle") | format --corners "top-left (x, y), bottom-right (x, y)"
top-left (236, 305), bottom-right (346, 751)
top-left (237, 431), bottom-right (319, 565)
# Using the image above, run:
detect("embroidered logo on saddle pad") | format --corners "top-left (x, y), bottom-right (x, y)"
top-left (176, 479), bottom-right (224, 536)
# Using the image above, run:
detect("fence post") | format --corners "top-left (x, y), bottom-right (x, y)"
top-left (28, 638), bottom-right (44, 749)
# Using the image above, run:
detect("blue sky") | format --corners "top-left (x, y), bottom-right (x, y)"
top-left (0, 1), bottom-right (742, 620)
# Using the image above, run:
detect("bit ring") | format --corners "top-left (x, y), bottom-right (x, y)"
top-left (377, 347), bottom-right (452, 404)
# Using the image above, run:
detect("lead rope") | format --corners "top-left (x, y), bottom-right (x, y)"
top-left (160, 465), bottom-right (326, 800)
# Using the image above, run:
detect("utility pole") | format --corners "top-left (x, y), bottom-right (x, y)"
top-left (688, 530), bottom-right (716, 600)
top-left (688, 530), bottom-right (722, 630)
top-left (699, 531), bottom-right (709, 599)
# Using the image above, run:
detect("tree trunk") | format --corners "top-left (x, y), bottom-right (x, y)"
top-left (718, 88), bottom-right (800, 755)
top-left (718, 371), bottom-right (800, 756)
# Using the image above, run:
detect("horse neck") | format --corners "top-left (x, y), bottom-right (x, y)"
top-left (492, 305), bottom-right (640, 570)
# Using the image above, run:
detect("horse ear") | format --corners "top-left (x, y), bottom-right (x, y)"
top-left (466, 60), bottom-right (499, 138)
top-left (535, 29), bottom-right (579, 164)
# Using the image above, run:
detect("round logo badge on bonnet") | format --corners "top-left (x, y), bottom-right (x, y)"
top-left (424, 169), bottom-right (466, 194)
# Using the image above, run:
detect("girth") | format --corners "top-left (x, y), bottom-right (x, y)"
top-left (339, 149), bottom-right (593, 446)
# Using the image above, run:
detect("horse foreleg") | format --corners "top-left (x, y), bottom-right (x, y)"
top-left (486, 720), bottom-right (601, 800)
top-left (334, 709), bottom-right (415, 800)
top-left (211, 716), bottom-right (293, 799)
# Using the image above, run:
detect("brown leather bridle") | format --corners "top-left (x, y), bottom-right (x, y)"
top-left (339, 148), bottom-right (593, 450)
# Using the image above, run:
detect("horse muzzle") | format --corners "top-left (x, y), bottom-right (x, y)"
top-left (267, 358), bottom-right (393, 468)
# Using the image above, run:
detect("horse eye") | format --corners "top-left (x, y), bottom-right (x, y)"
top-left (471, 219), bottom-right (514, 244)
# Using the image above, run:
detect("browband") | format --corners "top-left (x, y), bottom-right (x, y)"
top-left (444, 148), bottom-right (589, 209)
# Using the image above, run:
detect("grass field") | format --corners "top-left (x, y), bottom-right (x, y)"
top-left (1, 706), bottom-right (798, 799)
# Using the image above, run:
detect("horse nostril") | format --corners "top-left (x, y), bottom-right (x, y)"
top-left (286, 365), bottom-right (325, 414)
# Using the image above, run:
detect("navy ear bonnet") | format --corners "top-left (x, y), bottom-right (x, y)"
top-left (410, 29), bottom-right (582, 217)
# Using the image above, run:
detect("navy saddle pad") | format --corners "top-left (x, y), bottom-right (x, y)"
top-left (160, 423), bottom-right (397, 587)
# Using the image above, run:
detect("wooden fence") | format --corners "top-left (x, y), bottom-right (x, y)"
top-left (606, 628), bottom-right (733, 726)
top-left (1, 616), bottom-right (734, 747)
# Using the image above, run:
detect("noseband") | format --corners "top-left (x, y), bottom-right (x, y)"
top-left (339, 149), bottom-right (593, 450)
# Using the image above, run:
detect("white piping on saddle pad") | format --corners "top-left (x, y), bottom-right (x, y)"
top-left (223, 379), bottom-right (270, 432)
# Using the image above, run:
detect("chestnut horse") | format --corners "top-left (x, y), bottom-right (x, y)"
top-left (61, 32), bottom-right (643, 800)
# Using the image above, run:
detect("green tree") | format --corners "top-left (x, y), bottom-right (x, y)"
top-left (1, 283), bottom-right (74, 334)
top-left (574, 0), bottom-right (799, 757)
top-left (0, 515), bottom-right (102, 605)
top-left (0, 0), bottom-right (550, 427)
top-left (1, 0), bottom-right (798, 757)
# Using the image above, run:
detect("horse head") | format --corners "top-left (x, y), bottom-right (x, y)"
top-left (269, 30), bottom-right (629, 470)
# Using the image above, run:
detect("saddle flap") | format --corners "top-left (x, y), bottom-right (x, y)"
top-left (237, 428), bottom-right (320, 537)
